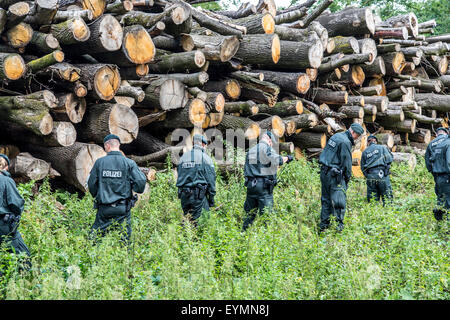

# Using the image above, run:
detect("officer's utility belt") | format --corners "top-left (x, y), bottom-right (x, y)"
top-left (245, 177), bottom-right (277, 193)
top-left (321, 165), bottom-right (343, 178)
top-left (0, 213), bottom-right (20, 234)
top-left (100, 199), bottom-right (127, 207)
top-left (178, 184), bottom-right (208, 200)
top-left (368, 165), bottom-right (389, 177)
top-left (433, 172), bottom-right (449, 178)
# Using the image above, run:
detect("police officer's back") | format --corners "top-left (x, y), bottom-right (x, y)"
top-left (0, 154), bottom-right (31, 270)
top-left (361, 135), bottom-right (393, 204)
top-left (318, 123), bottom-right (364, 232)
top-left (242, 131), bottom-right (292, 231)
top-left (88, 134), bottom-right (147, 241)
top-left (425, 127), bottom-right (450, 220)
top-left (176, 134), bottom-right (216, 226)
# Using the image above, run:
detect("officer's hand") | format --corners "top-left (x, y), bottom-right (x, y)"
top-left (287, 155), bottom-right (294, 163)
top-left (209, 199), bottom-right (215, 207)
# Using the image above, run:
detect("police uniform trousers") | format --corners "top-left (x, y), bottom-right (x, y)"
top-left (91, 203), bottom-right (131, 242)
top-left (243, 179), bottom-right (274, 231)
top-left (366, 169), bottom-right (393, 205)
top-left (179, 188), bottom-right (210, 225)
top-left (433, 174), bottom-right (450, 220)
top-left (320, 168), bottom-right (347, 231)
top-left (0, 218), bottom-right (31, 271)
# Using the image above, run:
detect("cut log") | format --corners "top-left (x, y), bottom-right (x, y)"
top-left (24, 0), bottom-right (58, 26)
top-left (75, 63), bottom-right (120, 101)
top-left (80, 0), bottom-right (106, 19)
top-left (36, 62), bottom-right (80, 82)
top-left (6, 22), bottom-right (33, 48)
top-left (274, 38), bottom-right (323, 69)
top-left (28, 31), bottom-right (60, 54)
top-left (29, 142), bottom-right (106, 191)
top-left (311, 88), bottom-right (348, 105)
top-left (382, 52), bottom-right (405, 76)
top-left (0, 90), bottom-right (56, 135)
top-left (408, 128), bottom-right (431, 144)
top-left (216, 114), bottom-right (260, 140)
top-left (355, 85), bottom-right (382, 96)
top-left (229, 73), bottom-right (280, 106)
top-left (318, 53), bottom-right (372, 74)
top-left (256, 100), bottom-right (303, 117)
top-left (288, 132), bottom-right (327, 149)
top-left (375, 133), bottom-right (394, 149)
top-left (106, 0), bottom-right (133, 15)
top-left (383, 13), bottom-right (419, 38)
top-left (147, 50), bottom-right (205, 73)
top-left (162, 98), bottom-right (207, 128)
top-left (65, 14), bottom-right (122, 54)
top-left (376, 43), bottom-right (401, 54)
top-left (48, 17), bottom-right (90, 45)
top-left (392, 152), bottom-right (416, 170)
top-left (316, 7), bottom-right (375, 36)
top-left (94, 24), bottom-right (155, 66)
top-left (77, 102), bottom-right (139, 144)
top-left (274, 7), bottom-right (308, 25)
top-left (258, 115), bottom-right (285, 137)
top-left (202, 79), bottom-right (241, 100)
top-left (284, 113), bottom-right (318, 135)
top-left (357, 38), bottom-right (377, 64)
top-left (298, 0), bottom-right (333, 28)
top-left (224, 100), bottom-right (258, 116)
top-left (338, 105), bottom-right (364, 119)
top-left (52, 93), bottom-right (86, 123)
top-left (180, 34), bottom-right (240, 62)
top-left (5, 2), bottom-right (30, 30)
top-left (362, 96), bottom-right (389, 112)
top-left (233, 13), bottom-right (274, 34)
top-left (253, 69), bottom-right (310, 95)
top-left (0, 52), bottom-right (26, 81)
top-left (328, 36), bottom-right (360, 54)
top-left (26, 50), bottom-right (64, 73)
top-left (143, 78), bottom-right (188, 111)
top-left (233, 34), bottom-right (280, 65)
top-left (382, 119), bottom-right (416, 133)
top-left (9, 152), bottom-right (52, 181)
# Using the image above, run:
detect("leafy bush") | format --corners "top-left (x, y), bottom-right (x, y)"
top-left (1, 156), bottom-right (448, 299)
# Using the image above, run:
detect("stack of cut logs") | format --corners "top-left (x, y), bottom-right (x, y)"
top-left (0, 0), bottom-right (449, 191)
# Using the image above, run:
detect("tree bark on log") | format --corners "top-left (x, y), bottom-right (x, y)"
top-left (233, 34), bottom-right (280, 66)
top-left (180, 34), bottom-right (240, 62)
top-left (9, 152), bottom-right (53, 182)
top-left (258, 115), bottom-right (285, 137)
top-left (77, 103), bottom-right (139, 144)
top-left (253, 69), bottom-right (310, 95)
top-left (284, 113), bottom-right (318, 135)
top-left (93, 24), bottom-right (155, 66)
top-left (287, 131), bottom-right (327, 149)
top-left (48, 17), bottom-right (90, 45)
top-left (147, 49), bottom-right (205, 73)
top-left (216, 114), bottom-right (260, 140)
top-left (233, 13), bottom-right (274, 35)
top-left (223, 100), bottom-right (258, 116)
top-left (256, 100), bottom-right (303, 117)
top-left (143, 78), bottom-right (188, 111)
top-left (316, 7), bottom-right (375, 36)
top-left (29, 142), bottom-right (106, 191)
top-left (52, 93), bottom-right (86, 123)
top-left (229, 73), bottom-right (280, 106)
top-left (74, 63), bottom-right (120, 101)
top-left (202, 79), bottom-right (241, 100)
top-left (311, 88), bottom-right (348, 105)
top-left (0, 90), bottom-right (56, 135)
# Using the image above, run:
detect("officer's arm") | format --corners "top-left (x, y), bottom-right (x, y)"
top-left (264, 145), bottom-right (284, 166)
top-left (87, 161), bottom-right (99, 197)
top-left (341, 142), bottom-right (352, 182)
top-left (6, 179), bottom-right (25, 215)
top-left (205, 161), bottom-right (216, 199)
top-left (130, 161), bottom-right (147, 193)
top-left (385, 147), bottom-right (394, 164)
top-left (360, 151), bottom-right (367, 177)
top-left (445, 144), bottom-right (450, 171)
top-left (425, 146), bottom-right (433, 172)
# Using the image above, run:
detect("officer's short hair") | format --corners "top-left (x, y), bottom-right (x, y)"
top-left (105, 138), bottom-right (120, 148)
top-left (0, 157), bottom-right (7, 170)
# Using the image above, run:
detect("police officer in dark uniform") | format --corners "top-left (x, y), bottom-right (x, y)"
top-left (242, 131), bottom-right (293, 231)
top-left (425, 127), bottom-right (450, 221)
top-left (318, 123), bottom-right (364, 232)
top-left (361, 135), bottom-right (394, 205)
top-left (0, 154), bottom-right (31, 270)
top-left (88, 134), bottom-right (147, 242)
top-left (176, 134), bottom-right (216, 227)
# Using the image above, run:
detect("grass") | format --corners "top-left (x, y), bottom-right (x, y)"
top-left (0, 156), bottom-right (448, 300)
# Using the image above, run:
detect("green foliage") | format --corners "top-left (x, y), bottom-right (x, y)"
top-left (0, 155), bottom-right (448, 299)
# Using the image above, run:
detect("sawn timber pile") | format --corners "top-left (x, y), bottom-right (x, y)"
top-left (0, 0), bottom-right (449, 191)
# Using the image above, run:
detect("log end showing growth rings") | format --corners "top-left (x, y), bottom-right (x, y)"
top-left (194, 50), bottom-right (206, 68)
top-left (220, 36), bottom-right (240, 62)
top-left (71, 17), bottom-right (91, 42)
top-left (297, 74), bottom-right (311, 94)
top-left (77, 143), bottom-right (107, 191)
top-left (309, 41), bottom-right (324, 69)
top-left (124, 26), bottom-right (155, 64)
top-left (272, 34), bottom-right (280, 64)
top-left (262, 13), bottom-right (275, 34)
top-left (39, 114), bottom-right (54, 136)
top-left (55, 122), bottom-right (77, 147)
top-left (99, 15), bottom-right (123, 52)
top-left (94, 65), bottom-right (121, 100)
top-left (109, 104), bottom-right (139, 144)
top-left (2, 54), bottom-right (26, 80)
top-left (189, 98), bottom-right (207, 127)
top-left (365, 8), bottom-right (376, 35)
